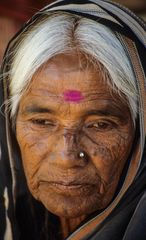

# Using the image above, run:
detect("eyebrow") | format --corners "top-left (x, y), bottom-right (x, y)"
top-left (84, 107), bottom-right (127, 120)
top-left (22, 105), bottom-right (55, 115)
top-left (22, 103), bottom-right (128, 121)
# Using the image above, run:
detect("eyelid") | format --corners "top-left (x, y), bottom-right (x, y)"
top-left (85, 116), bottom-right (119, 125)
top-left (32, 119), bottom-right (54, 123)
top-left (84, 119), bottom-right (118, 130)
top-left (30, 117), bottom-right (57, 127)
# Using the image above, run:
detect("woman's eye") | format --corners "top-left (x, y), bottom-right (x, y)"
top-left (31, 119), bottom-right (56, 127)
top-left (86, 121), bottom-right (114, 131)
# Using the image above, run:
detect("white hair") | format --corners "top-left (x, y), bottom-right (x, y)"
top-left (8, 12), bottom-right (137, 121)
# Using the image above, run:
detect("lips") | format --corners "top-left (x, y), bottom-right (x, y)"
top-left (49, 182), bottom-right (84, 190)
top-left (39, 180), bottom-right (95, 195)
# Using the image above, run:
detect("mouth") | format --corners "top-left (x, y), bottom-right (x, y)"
top-left (39, 180), bottom-right (95, 195)
top-left (49, 182), bottom-right (84, 190)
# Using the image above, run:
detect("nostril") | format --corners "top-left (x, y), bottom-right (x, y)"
top-left (50, 149), bottom-right (89, 169)
top-left (62, 149), bottom-right (89, 164)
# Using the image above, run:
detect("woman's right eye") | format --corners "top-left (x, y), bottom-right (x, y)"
top-left (31, 119), bottom-right (56, 127)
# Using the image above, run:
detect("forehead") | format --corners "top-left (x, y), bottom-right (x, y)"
top-left (18, 53), bottom-right (132, 122)
top-left (30, 53), bottom-right (110, 96)
top-left (20, 53), bottom-right (130, 117)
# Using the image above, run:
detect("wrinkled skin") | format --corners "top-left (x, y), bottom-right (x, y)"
top-left (16, 53), bottom-right (134, 237)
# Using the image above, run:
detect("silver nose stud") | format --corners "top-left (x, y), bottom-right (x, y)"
top-left (79, 152), bottom-right (85, 158)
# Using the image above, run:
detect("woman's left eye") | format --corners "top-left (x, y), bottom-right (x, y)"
top-left (86, 121), bottom-right (114, 131)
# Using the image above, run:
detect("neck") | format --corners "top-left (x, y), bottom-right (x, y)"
top-left (60, 215), bottom-right (86, 239)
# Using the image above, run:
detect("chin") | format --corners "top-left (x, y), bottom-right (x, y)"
top-left (38, 192), bottom-right (106, 219)
top-left (30, 183), bottom-right (114, 218)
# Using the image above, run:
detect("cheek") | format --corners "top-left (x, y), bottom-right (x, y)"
top-left (17, 122), bottom-right (55, 160)
top-left (82, 130), bottom-right (133, 183)
top-left (16, 124), bottom-right (56, 196)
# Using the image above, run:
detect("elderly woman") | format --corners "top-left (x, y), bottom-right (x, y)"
top-left (0, 0), bottom-right (146, 240)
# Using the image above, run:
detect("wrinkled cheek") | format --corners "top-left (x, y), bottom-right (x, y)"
top-left (87, 145), bottom-right (122, 206)
top-left (17, 141), bottom-right (48, 198)
top-left (16, 130), bottom-right (56, 199)
top-left (80, 136), bottom-right (127, 193)
top-left (21, 155), bottom-right (40, 198)
top-left (83, 140), bottom-right (115, 175)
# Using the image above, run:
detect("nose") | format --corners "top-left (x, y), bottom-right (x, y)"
top-left (50, 129), bottom-right (88, 169)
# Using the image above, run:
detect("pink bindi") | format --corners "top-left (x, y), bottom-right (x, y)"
top-left (63, 90), bottom-right (84, 103)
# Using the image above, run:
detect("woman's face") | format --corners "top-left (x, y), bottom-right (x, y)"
top-left (16, 53), bottom-right (134, 218)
